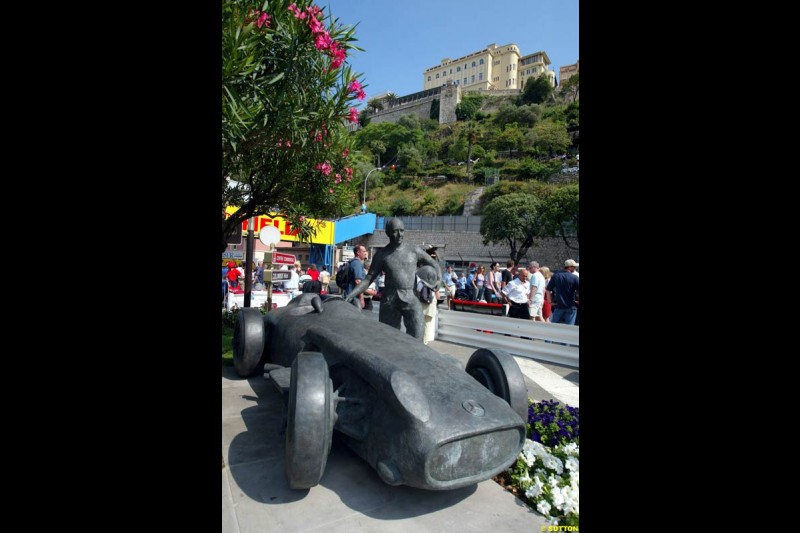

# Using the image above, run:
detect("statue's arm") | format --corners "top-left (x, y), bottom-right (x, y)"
top-left (419, 249), bottom-right (443, 286)
top-left (345, 257), bottom-right (381, 302)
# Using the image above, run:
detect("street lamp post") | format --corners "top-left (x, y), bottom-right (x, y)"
top-left (362, 166), bottom-right (383, 213)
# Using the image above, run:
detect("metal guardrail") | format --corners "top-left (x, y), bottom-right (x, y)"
top-left (436, 309), bottom-right (579, 368)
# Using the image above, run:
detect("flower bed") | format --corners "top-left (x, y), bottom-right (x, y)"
top-left (495, 400), bottom-right (579, 527)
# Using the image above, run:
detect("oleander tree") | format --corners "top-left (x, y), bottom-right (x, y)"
top-left (222, 0), bottom-right (367, 251)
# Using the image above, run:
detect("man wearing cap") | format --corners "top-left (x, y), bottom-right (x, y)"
top-left (546, 259), bottom-right (580, 325)
top-left (346, 218), bottom-right (441, 341)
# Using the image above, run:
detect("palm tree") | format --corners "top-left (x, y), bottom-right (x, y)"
top-left (367, 97), bottom-right (384, 113)
top-left (463, 120), bottom-right (483, 179)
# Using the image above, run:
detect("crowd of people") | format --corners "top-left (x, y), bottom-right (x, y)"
top-left (222, 259), bottom-right (332, 307)
top-left (222, 251), bottom-right (579, 328)
top-left (442, 258), bottom-right (579, 325)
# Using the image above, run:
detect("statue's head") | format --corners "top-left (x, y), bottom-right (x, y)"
top-left (386, 218), bottom-right (405, 244)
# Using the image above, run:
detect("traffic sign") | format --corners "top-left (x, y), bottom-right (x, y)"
top-left (264, 270), bottom-right (292, 282)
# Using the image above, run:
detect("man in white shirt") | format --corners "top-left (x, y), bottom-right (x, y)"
top-left (501, 268), bottom-right (531, 320)
top-left (527, 262), bottom-right (546, 321)
top-left (283, 267), bottom-right (300, 297)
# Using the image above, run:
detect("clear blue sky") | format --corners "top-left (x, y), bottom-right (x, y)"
top-left (322, 0), bottom-right (579, 106)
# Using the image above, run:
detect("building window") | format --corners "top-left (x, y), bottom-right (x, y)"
top-left (427, 76), bottom-right (431, 81)
top-left (442, 71), bottom-right (446, 76)
top-left (436, 73), bottom-right (439, 79)
top-left (471, 61), bottom-right (476, 67)
top-left (463, 77), bottom-right (467, 85)
top-left (478, 72), bottom-right (483, 81)
top-left (471, 75), bottom-right (475, 83)
top-left (479, 58), bottom-right (484, 65)
top-left (457, 66), bottom-right (461, 72)
top-left (450, 68), bottom-right (453, 74)
top-left (464, 63), bottom-right (467, 70)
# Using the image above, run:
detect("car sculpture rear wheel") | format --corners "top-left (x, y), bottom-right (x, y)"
top-left (465, 348), bottom-right (528, 421)
top-left (232, 308), bottom-right (266, 377)
top-left (285, 352), bottom-right (335, 489)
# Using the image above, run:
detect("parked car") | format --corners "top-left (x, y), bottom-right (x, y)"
top-left (233, 294), bottom-right (528, 491)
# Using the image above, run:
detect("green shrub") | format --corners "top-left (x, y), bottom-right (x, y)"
top-left (390, 197), bottom-right (414, 215)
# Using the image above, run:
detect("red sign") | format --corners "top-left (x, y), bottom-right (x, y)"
top-left (272, 252), bottom-right (296, 265)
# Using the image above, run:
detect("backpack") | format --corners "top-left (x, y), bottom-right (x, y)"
top-left (302, 280), bottom-right (322, 294)
top-left (335, 260), bottom-right (353, 289)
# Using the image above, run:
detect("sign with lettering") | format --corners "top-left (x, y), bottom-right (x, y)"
top-left (272, 252), bottom-right (296, 265)
top-left (264, 270), bottom-right (292, 282)
top-left (224, 207), bottom-right (335, 244)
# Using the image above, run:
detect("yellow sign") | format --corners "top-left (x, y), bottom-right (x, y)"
top-left (224, 207), bottom-right (334, 245)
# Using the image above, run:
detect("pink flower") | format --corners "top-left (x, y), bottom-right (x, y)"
top-left (348, 107), bottom-right (359, 124)
top-left (348, 80), bottom-right (366, 101)
top-left (329, 188), bottom-right (334, 194)
top-left (308, 16), bottom-right (325, 35)
top-left (315, 162), bottom-right (332, 175)
top-left (342, 149), bottom-right (349, 158)
top-left (288, 4), bottom-right (307, 19)
top-left (277, 140), bottom-right (283, 147)
top-left (329, 42), bottom-right (346, 69)
top-left (348, 80), bottom-right (362, 93)
top-left (314, 32), bottom-right (333, 52)
top-left (345, 167), bottom-right (353, 177)
top-left (299, 216), bottom-right (305, 222)
top-left (285, 140), bottom-right (291, 147)
top-left (256, 12), bottom-right (270, 28)
top-left (334, 174), bottom-right (342, 184)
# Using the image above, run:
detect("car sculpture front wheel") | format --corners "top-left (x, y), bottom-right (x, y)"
top-left (285, 352), bottom-right (335, 489)
top-left (232, 308), bottom-right (266, 377)
top-left (465, 348), bottom-right (528, 421)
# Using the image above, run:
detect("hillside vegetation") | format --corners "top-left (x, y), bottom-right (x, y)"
top-left (353, 75), bottom-right (579, 216)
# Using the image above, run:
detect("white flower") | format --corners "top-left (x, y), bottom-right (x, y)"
top-left (565, 456), bottom-right (579, 472)
top-left (561, 442), bottom-right (579, 456)
top-left (518, 470), bottom-right (531, 485)
top-left (542, 454), bottom-right (564, 474)
top-left (550, 484), bottom-right (567, 510)
top-left (536, 500), bottom-right (552, 516)
top-left (521, 446), bottom-right (536, 467)
top-left (524, 476), bottom-right (544, 499)
top-left (559, 485), bottom-right (579, 515)
top-left (569, 471), bottom-right (579, 488)
top-left (529, 440), bottom-right (548, 456)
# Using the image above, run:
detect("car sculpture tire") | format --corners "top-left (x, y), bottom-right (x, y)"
top-left (232, 308), bottom-right (266, 377)
top-left (465, 348), bottom-right (528, 421)
top-left (285, 352), bottom-right (335, 489)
